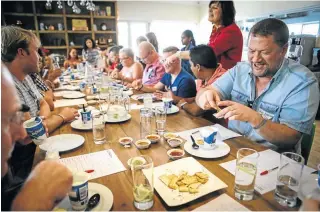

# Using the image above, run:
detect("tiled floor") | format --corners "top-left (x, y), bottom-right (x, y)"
top-left (307, 120), bottom-right (320, 169)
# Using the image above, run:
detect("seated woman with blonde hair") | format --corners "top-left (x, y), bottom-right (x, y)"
top-left (111, 47), bottom-right (143, 86)
top-left (64, 48), bottom-right (82, 69)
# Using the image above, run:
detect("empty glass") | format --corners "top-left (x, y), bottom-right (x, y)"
top-left (234, 148), bottom-right (259, 201)
top-left (140, 108), bottom-right (152, 139)
top-left (143, 94), bottom-right (153, 109)
top-left (154, 106), bottom-right (166, 135)
top-left (131, 155), bottom-right (154, 210)
top-left (275, 152), bottom-right (304, 207)
top-left (92, 113), bottom-right (106, 144)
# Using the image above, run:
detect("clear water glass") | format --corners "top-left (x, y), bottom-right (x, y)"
top-left (234, 148), bottom-right (259, 201)
top-left (92, 113), bottom-right (106, 144)
top-left (275, 152), bottom-right (304, 207)
top-left (131, 155), bottom-right (154, 210)
top-left (155, 106), bottom-right (166, 135)
top-left (143, 94), bottom-right (153, 109)
top-left (140, 108), bottom-right (152, 139)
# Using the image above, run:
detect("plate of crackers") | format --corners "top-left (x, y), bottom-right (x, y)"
top-left (143, 157), bottom-right (227, 206)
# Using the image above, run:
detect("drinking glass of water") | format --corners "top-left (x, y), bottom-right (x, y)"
top-left (155, 106), bottom-right (166, 135)
top-left (140, 108), bottom-right (152, 139)
top-left (275, 152), bottom-right (304, 207)
top-left (234, 148), bottom-right (259, 201)
top-left (143, 94), bottom-right (153, 109)
top-left (92, 113), bottom-right (106, 144)
top-left (131, 155), bottom-right (154, 210)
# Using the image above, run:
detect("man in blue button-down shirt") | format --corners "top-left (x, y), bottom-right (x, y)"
top-left (196, 18), bottom-right (319, 153)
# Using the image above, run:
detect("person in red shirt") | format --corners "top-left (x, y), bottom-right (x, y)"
top-left (166, 1), bottom-right (243, 70)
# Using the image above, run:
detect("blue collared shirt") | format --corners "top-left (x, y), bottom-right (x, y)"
top-left (213, 58), bottom-right (319, 152)
top-left (160, 70), bottom-right (196, 98)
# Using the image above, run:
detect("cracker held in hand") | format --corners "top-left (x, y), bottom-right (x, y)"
top-left (159, 171), bottom-right (209, 194)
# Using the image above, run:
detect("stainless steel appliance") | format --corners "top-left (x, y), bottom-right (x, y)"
top-left (287, 35), bottom-right (316, 66)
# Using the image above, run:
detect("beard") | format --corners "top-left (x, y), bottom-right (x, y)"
top-left (251, 61), bottom-right (282, 78)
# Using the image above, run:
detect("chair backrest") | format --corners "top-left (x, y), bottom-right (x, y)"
top-left (301, 123), bottom-right (316, 163)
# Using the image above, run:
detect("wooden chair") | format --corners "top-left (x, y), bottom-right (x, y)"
top-left (301, 123), bottom-right (316, 164)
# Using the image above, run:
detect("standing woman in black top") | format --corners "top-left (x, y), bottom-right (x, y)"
top-left (146, 32), bottom-right (159, 53)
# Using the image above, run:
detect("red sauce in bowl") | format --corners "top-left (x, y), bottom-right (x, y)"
top-left (170, 151), bottom-right (183, 157)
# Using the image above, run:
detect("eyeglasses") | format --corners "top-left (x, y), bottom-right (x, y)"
top-left (119, 57), bottom-right (129, 62)
top-left (10, 104), bottom-right (30, 125)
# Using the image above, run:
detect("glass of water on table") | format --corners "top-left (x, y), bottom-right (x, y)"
top-left (275, 152), bottom-right (304, 207)
top-left (234, 148), bottom-right (259, 201)
top-left (154, 106), bottom-right (166, 136)
top-left (92, 112), bottom-right (106, 144)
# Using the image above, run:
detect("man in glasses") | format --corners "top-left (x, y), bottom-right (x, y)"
top-left (1, 64), bottom-right (73, 210)
top-left (132, 41), bottom-right (165, 87)
top-left (132, 46), bottom-right (196, 104)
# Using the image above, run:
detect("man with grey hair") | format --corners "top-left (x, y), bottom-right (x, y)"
top-left (111, 47), bottom-right (143, 85)
top-left (132, 46), bottom-right (196, 103)
top-left (196, 18), bottom-right (319, 153)
top-left (1, 63), bottom-right (73, 210)
top-left (132, 41), bottom-right (165, 86)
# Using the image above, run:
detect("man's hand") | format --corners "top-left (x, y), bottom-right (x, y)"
top-left (48, 69), bottom-right (62, 82)
top-left (132, 79), bottom-right (142, 90)
top-left (153, 90), bottom-right (165, 100)
top-left (12, 161), bottom-right (73, 211)
top-left (196, 89), bottom-right (221, 110)
top-left (215, 101), bottom-right (263, 127)
top-left (111, 70), bottom-right (119, 79)
top-left (59, 107), bottom-right (79, 122)
top-left (165, 54), bottom-right (179, 66)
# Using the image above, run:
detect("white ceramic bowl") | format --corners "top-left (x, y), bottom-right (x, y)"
top-left (196, 138), bottom-right (216, 150)
top-left (135, 139), bottom-right (151, 149)
top-left (119, 137), bottom-right (133, 146)
top-left (163, 132), bottom-right (177, 140)
top-left (167, 149), bottom-right (185, 160)
top-left (167, 138), bottom-right (183, 148)
top-left (145, 134), bottom-right (161, 144)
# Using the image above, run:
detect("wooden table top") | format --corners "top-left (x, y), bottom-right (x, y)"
top-left (33, 96), bottom-right (299, 211)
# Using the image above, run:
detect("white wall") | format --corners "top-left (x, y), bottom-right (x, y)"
top-left (197, 1), bottom-right (320, 45)
top-left (117, 1), bottom-right (200, 23)
top-left (199, 1), bottom-right (320, 22)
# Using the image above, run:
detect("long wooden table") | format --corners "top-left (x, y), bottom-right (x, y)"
top-left (34, 97), bottom-right (299, 211)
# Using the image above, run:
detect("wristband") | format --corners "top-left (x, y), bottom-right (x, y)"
top-left (180, 102), bottom-right (188, 109)
top-left (253, 117), bottom-right (267, 130)
top-left (55, 114), bottom-right (65, 124)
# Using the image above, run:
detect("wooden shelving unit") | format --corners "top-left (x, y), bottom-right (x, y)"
top-left (2, 1), bottom-right (118, 56)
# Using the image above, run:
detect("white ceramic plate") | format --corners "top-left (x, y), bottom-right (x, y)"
top-left (70, 119), bottom-right (92, 130)
top-left (152, 102), bottom-right (179, 115)
top-left (103, 114), bottom-right (131, 123)
top-left (184, 139), bottom-right (230, 159)
top-left (55, 182), bottom-right (113, 211)
top-left (39, 134), bottom-right (85, 152)
top-left (54, 85), bottom-right (80, 91)
top-left (62, 91), bottom-right (86, 99)
top-left (143, 157), bottom-right (228, 207)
